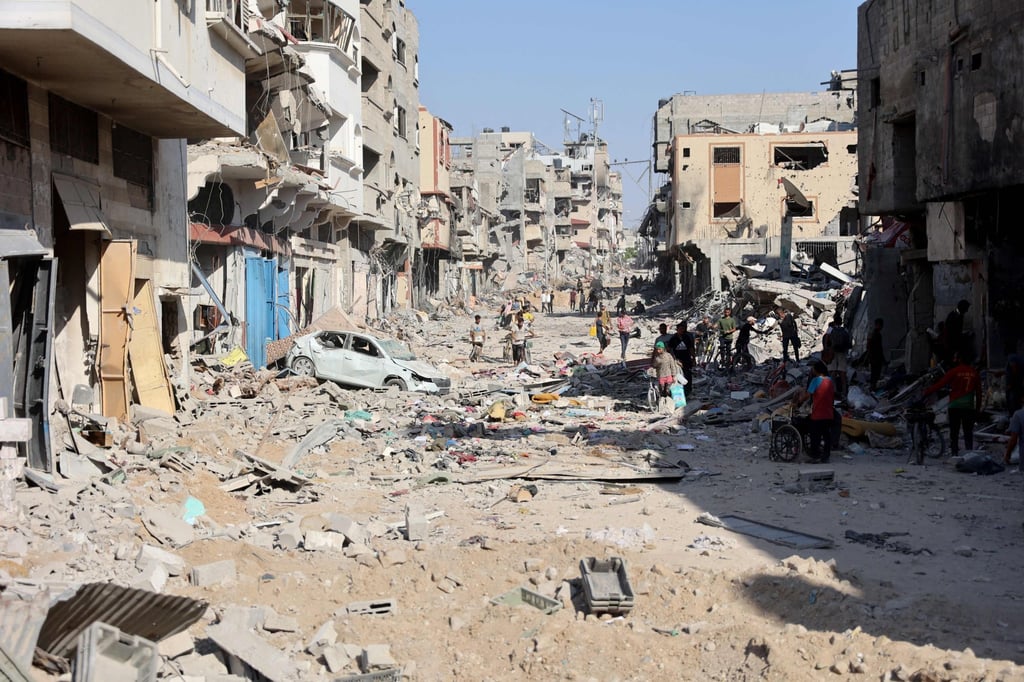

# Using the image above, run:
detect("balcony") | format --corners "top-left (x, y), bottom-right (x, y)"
top-left (556, 235), bottom-right (573, 251)
top-left (525, 223), bottom-right (543, 244)
top-left (206, 0), bottom-right (260, 58)
top-left (0, 0), bottom-right (247, 137)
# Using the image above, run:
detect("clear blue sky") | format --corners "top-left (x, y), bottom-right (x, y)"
top-left (409, 0), bottom-right (861, 231)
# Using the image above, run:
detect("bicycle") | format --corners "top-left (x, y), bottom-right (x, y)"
top-left (906, 402), bottom-right (946, 464)
top-left (645, 368), bottom-right (660, 412)
top-left (711, 337), bottom-right (753, 375)
top-left (469, 341), bottom-right (483, 362)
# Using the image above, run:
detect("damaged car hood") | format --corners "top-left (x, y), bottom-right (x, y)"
top-left (393, 359), bottom-right (446, 379)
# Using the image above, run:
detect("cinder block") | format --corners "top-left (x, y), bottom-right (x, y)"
top-left (305, 620), bottom-right (337, 656)
top-left (189, 559), bottom-right (237, 588)
top-left (360, 644), bottom-right (396, 671)
top-left (404, 503), bottom-right (427, 542)
top-left (158, 630), bottom-right (195, 659)
top-left (303, 530), bottom-right (345, 551)
top-left (262, 610), bottom-right (299, 633)
top-left (132, 562), bottom-right (169, 593)
top-left (136, 543), bottom-right (187, 576)
top-left (798, 467), bottom-right (836, 491)
top-left (322, 644), bottom-right (350, 673)
top-left (325, 513), bottom-right (366, 545)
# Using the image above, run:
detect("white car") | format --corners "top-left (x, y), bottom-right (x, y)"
top-left (286, 330), bottom-right (451, 394)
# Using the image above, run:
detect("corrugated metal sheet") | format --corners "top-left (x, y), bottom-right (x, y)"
top-left (35, 583), bottom-right (207, 659)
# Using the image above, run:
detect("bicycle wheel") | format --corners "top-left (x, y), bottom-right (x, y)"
top-left (925, 424), bottom-right (946, 459)
top-left (771, 425), bottom-right (802, 462)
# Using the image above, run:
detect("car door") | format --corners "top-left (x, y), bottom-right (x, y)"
top-left (340, 334), bottom-right (387, 388)
top-left (308, 331), bottom-right (349, 381)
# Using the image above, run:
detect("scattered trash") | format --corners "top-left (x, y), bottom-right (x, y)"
top-left (579, 556), bottom-right (635, 616)
top-left (696, 512), bottom-right (833, 549)
top-left (490, 587), bottom-right (562, 615)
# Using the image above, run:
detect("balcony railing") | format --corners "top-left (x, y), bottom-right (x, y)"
top-left (207, 0), bottom-right (250, 33)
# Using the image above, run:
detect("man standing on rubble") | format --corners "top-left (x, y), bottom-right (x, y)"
top-left (823, 313), bottom-right (852, 401)
top-left (794, 360), bottom-right (836, 463)
top-left (779, 308), bottom-right (801, 363)
top-left (669, 321), bottom-right (695, 397)
top-left (593, 308), bottom-right (609, 355)
top-left (923, 351), bottom-right (982, 458)
top-left (469, 314), bottom-right (486, 362)
top-left (510, 317), bottom-right (534, 364)
top-left (569, 288), bottom-right (577, 313)
top-left (717, 308), bottom-right (738, 357)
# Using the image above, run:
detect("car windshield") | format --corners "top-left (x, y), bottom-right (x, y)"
top-left (379, 339), bottom-right (416, 361)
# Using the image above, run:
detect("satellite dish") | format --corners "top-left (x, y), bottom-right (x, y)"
top-left (780, 178), bottom-right (810, 209)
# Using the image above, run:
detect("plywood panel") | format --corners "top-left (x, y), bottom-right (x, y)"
top-left (713, 164), bottom-right (741, 202)
top-left (128, 279), bottom-right (175, 414)
top-left (98, 240), bottom-right (136, 421)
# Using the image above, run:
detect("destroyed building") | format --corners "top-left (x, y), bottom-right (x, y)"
top-left (415, 107), bottom-right (457, 304)
top-left (449, 128), bottom-right (624, 288)
top-left (857, 0), bottom-right (1024, 370)
top-left (350, 0), bottom-right (421, 318)
top-left (187, 0), bottom-right (363, 367)
top-left (0, 0), bottom-right (253, 472)
top-left (641, 73), bottom-right (860, 302)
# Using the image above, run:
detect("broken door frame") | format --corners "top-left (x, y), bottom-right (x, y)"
top-left (98, 240), bottom-right (137, 421)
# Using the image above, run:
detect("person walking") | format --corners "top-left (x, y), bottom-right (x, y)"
top-left (509, 317), bottom-right (534, 364)
top-left (866, 318), bottom-right (885, 391)
top-left (615, 293), bottom-right (627, 316)
top-left (655, 323), bottom-right (673, 351)
top-left (823, 314), bottom-right (852, 401)
top-left (593, 309), bottom-right (609, 355)
top-left (651, 341), bottom-right (679, 408)
top-left (734, 316), bottom-right (765, 362)
top-left (569, 288), bottom-right (577, 312)
top-left (586, 289), bottom-right (598, 314)
top-left (943, 299), bottom-right (970, 364)
top-left (469, 314), bottom-right (486, 362)
top-left (923, 351), bottom-right (982, 457)
top-left (794, 360), bottom-right (836, 463)
top-left (779, 308), bottom-right (801, 363)
top-left (669, 321), bottom-right (695, 397)
top-left (616, 310), bottom-right (635, 362)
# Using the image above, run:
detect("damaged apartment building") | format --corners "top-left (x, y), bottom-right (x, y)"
top-left (449, 128), bottom-right (624, 289)
top-left (0, 0), bottom-right (253, 474)
top-left (641, 72), bottom-right (860, 303)
top-left (857, 0), bottom-right (1024, 371)
top-left (187, 0), bottom-right (363, 368)
top-left (348, 0), bottom-right (420, 317)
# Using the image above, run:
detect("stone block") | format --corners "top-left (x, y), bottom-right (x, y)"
top-left (305, 620), bottom-right (337, 656)
top-left (303, 530), bottom-right (345, 551)
top-left (343, 543), bottom-right (373, 558)
top-left (189, 559), bottom-right (237, 588)
top-left (158, 630), bottom-right (195, 659)
top-left (132, 562), bottom-right (169, 592)
top-left (276, 525), bottom-right (302, 550)
top-left (262, 610), bottom-right (299, 633)
top-left (325, 513), bottom-right (366, 545)
top-left (379, 549), bottom-right (408, 568)
top-left (404, 503), bottom-right (428, 542)
top-left (361, 644), bottom-right (396, 671)
top-left (322, 644), bottom-right (351, 673)
top-left (136, 543), bottom-right (187, 576)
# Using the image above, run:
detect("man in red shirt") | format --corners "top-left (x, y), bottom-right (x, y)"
top-left (794, 360), bottom-right (836, 463)
top-left (923, 352), bottom-right (982, 457)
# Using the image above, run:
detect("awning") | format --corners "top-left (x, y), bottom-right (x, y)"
top-left (459, 262), bottom-right (484, 270)
top-left (0, 229), bottom-right (47, 257)
top-left (52, 174), bottom-right (111, 236)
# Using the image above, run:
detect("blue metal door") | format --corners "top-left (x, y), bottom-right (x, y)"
top-left (245, 257), bottom-right (275, 367)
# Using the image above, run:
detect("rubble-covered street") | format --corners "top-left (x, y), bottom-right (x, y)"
top-left (4, 282), bottom-right (1023, 681)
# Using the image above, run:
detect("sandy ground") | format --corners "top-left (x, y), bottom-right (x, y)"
top-left (15, 296), bottom-right (1024, 681)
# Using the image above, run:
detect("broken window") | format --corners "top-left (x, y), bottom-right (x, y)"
top-left (112, 124), bottom-right (154, 201)
top-left (971, 52), bottom-right (982, 71)
top-left (49, 93), bottom-right (98, 164)
top-left (188, 182), bottom-right (234, 225)
top-left (870, 77), bottom-right (881, 108)
top-left (773, 144), bottom-right (828, 170)
top-left (287, 1), bottom-right (356, 52)
top-left (0, 68), bottom-right (29, 147)
top-left (712, 147), bottom-right (740, 165)
top-left (785, 199), bottom-right (815, 219)
top-left (395, 37), bottom-right (406, 65)
top-left (713, 202), bottom-right (742, 218)
top-left (682, 147), bottom-right (690, 158)
top-left (395, 106), bottom-right (407, 138)
top-left (680, 201), bottom-right (692, 209)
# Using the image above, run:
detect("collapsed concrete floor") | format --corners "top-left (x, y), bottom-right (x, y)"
top-left (4, 299), bottom-right (1024, 681)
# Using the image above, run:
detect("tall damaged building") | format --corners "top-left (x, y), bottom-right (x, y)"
top-left (642, 73), bottom-right (860, 303)
top-left (857, 0), bottom-right (1024, 370)
top-left (188, 0), bottom-right (364, 368)
top-left (0, 0), bottom-right (254, 473)
top-left (449, 128), bottom-right (623, 290)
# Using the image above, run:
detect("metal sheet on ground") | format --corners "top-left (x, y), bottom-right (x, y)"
top-left (699, 514), bottom-right (834, 549)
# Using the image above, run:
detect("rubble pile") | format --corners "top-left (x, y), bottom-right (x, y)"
top-left (1, 277), bottom-right (1022, 680)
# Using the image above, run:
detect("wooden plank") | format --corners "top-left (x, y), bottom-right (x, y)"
top-left (128, 279), bottom-right (175, 414)
top-left (98, 240), bottom-right (136, 421)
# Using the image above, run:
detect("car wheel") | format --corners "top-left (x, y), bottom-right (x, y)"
top-left (292, 356), bottom-right (315, 376)
top-left (384, 377), bottom-right (407, 391)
